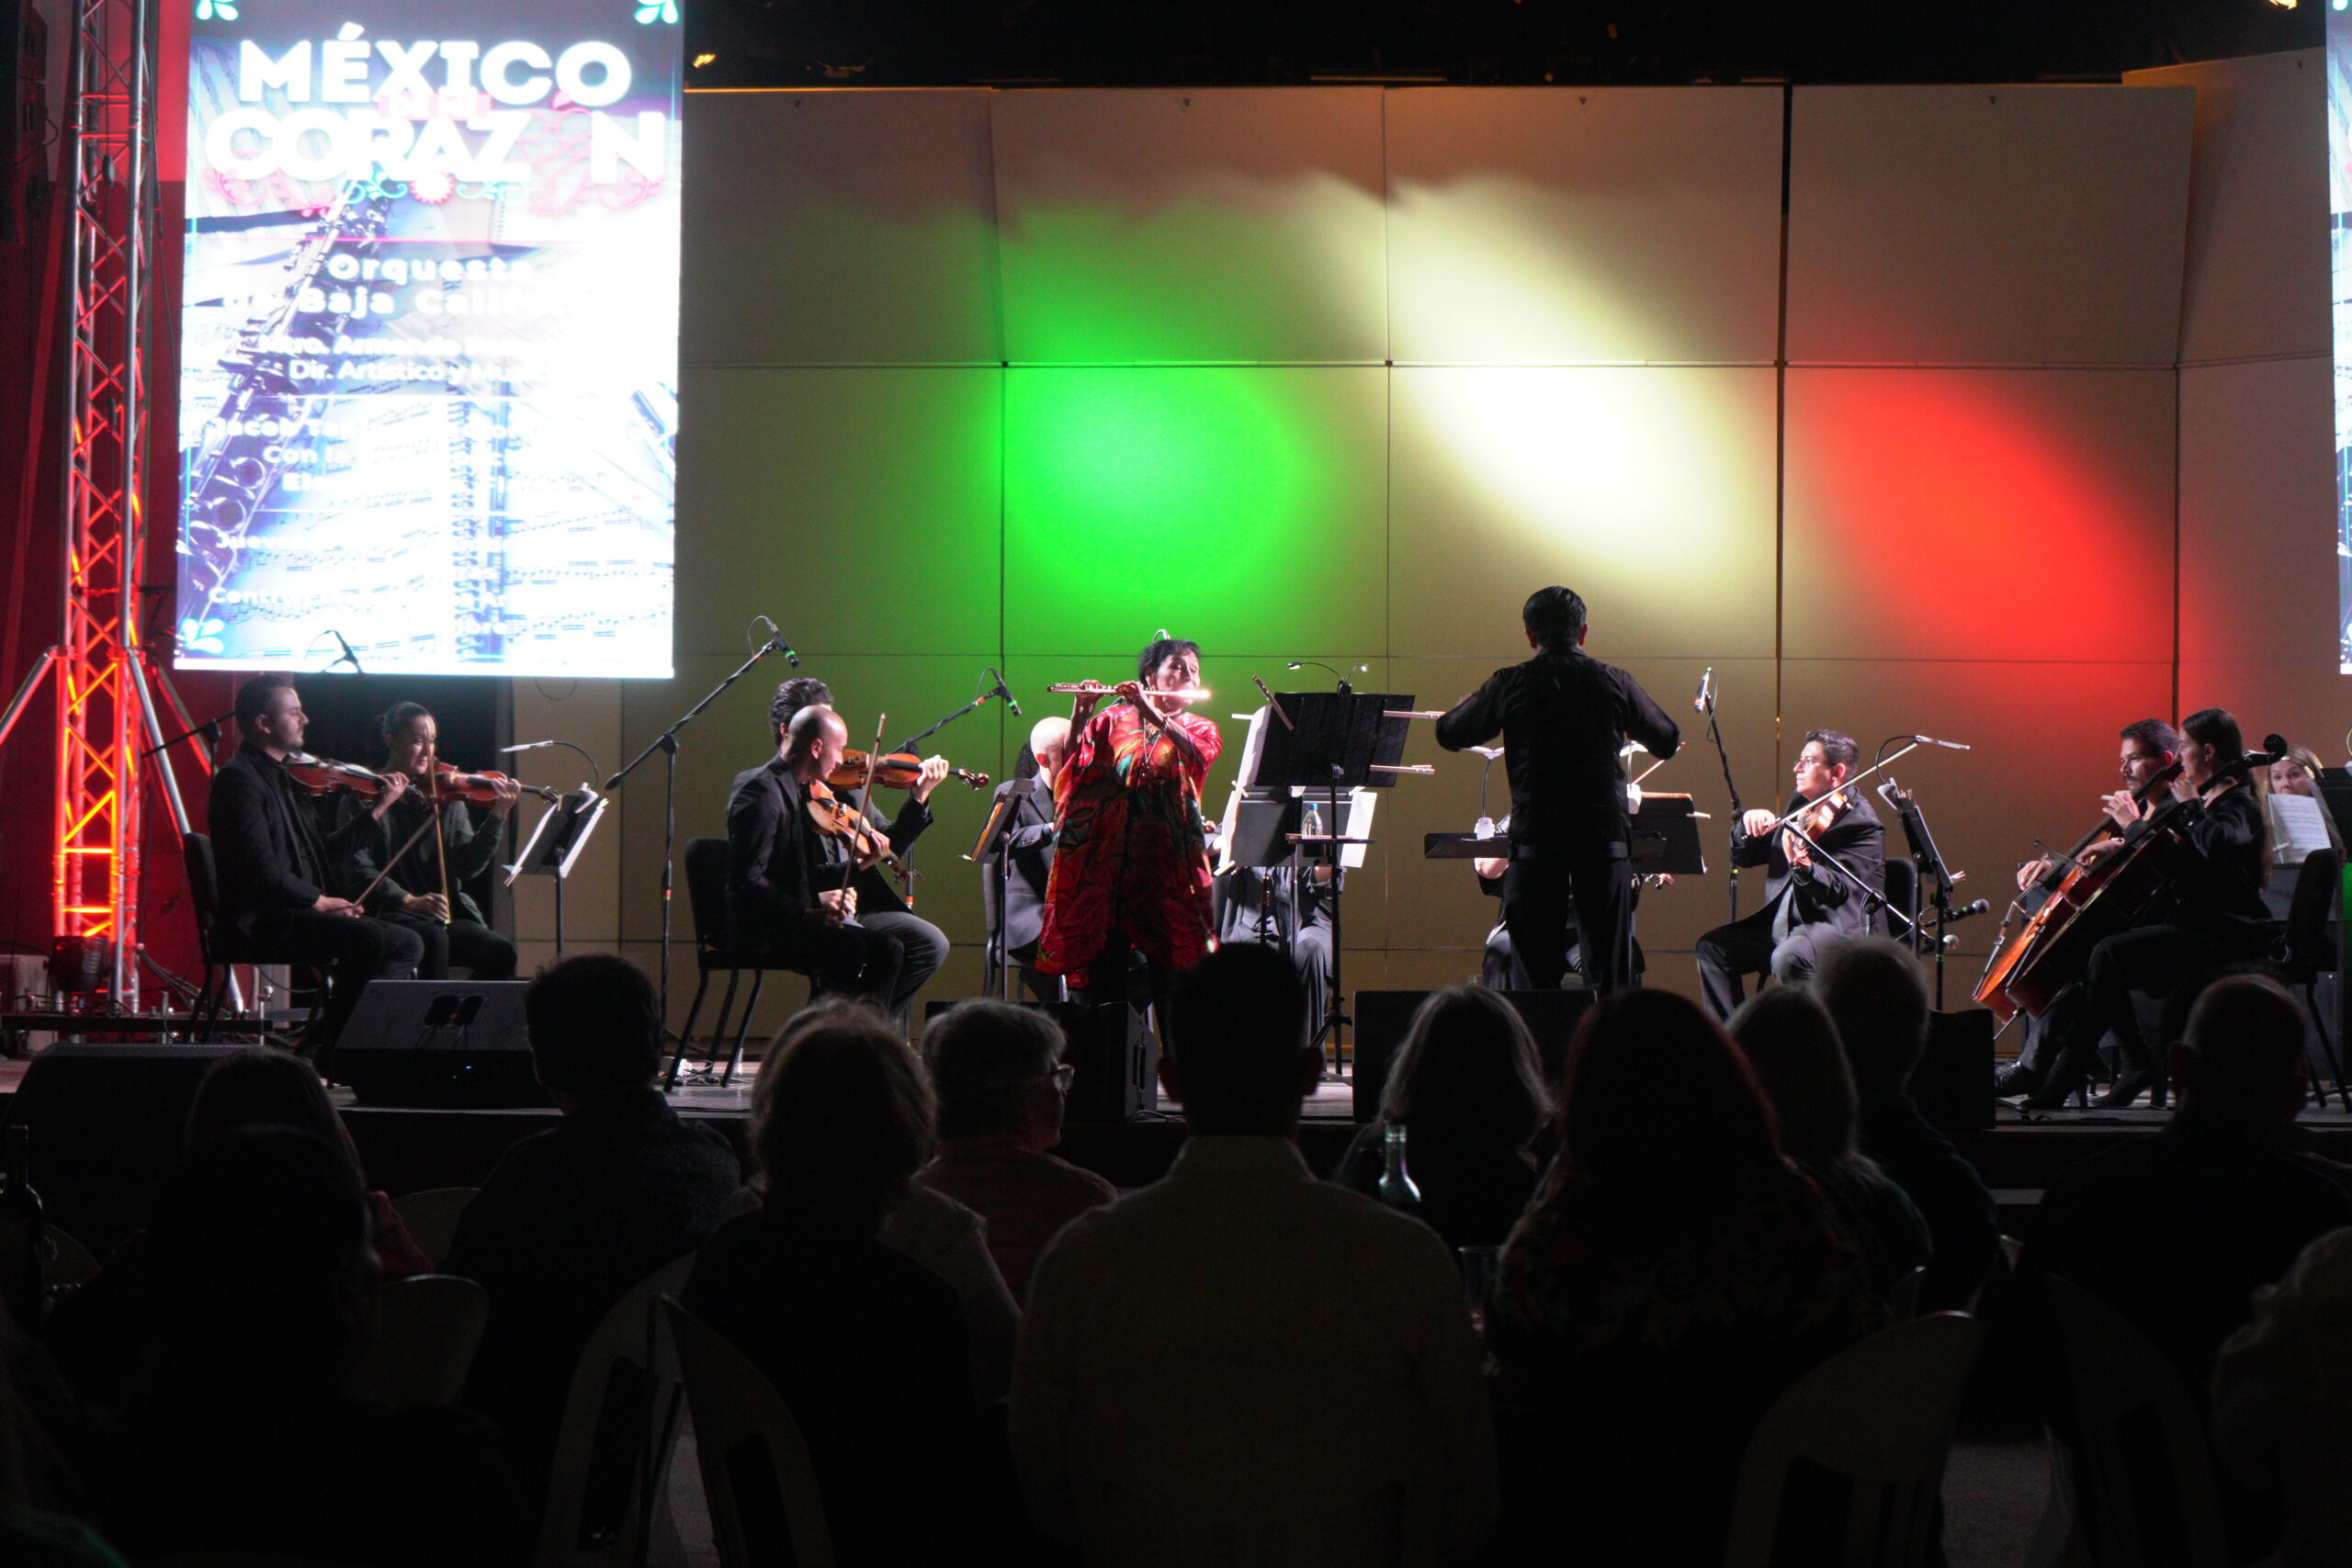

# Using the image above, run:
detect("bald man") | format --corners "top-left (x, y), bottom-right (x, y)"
top-left (725, 705), bottom-right (908, 1008)
top-left (986, 716), bottom-right (1069, 1000)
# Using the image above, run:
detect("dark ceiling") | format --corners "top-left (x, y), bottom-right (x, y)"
top-left (684, 0), bottom-right (2322, 89)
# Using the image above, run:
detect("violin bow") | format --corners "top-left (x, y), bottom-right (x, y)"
top-left (845, 713), bottom-right (888, 890)
top-left (356, 807), bottom-right (442, 908)
top-left (428, 747), bottom-right (454, 924)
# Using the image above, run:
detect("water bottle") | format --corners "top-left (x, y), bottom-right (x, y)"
top-left (1302, 799), bottom-right (1323, 850)
top-left (1375, 1123), bottom-right (1422, 1213)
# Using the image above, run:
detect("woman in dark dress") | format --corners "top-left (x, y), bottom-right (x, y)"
top-left (1334, 985), bottom-right (1550, 1252)
top-left (353, 701), bottom-right (521, 981)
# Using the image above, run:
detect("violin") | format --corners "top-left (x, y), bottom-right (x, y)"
top-left (419, 762), bottom-right (559, 806)
top-left (805, 779), bottom-right (899, 867)
top-left (284, 752), bottom-right (392, 798)
top-left (827, 750), bottom-right (989, 793)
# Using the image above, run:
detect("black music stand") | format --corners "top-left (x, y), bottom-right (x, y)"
top-left (504, 787), bottom-right (608, 958)
top-left (1258, 692), bottom-right (1414, 1073)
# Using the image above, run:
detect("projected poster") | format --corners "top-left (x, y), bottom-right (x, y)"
top-left (2336, 4), bottom-right (2352, 672)
top-left (175, 0), bottom-right (681, 678)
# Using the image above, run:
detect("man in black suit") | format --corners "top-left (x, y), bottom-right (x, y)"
top-left (985, 716), bottom-right (1069, 1000)
top-left (1434, 586), bottom-right (1679, 995)
top-left (206, 676), bottom-right (424, 1055)
top-left (1695, 728), bottom-right (1886, 1019)
top-left (728, 702), bottom-right (922, 1010)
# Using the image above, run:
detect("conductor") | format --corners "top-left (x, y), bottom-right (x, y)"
top-left (1435, 587), bottom-right (1679, 995)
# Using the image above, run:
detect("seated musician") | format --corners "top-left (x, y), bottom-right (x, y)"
top-left (727, 705), bottom-right (916, 1011)
top-left (2027, 708), bottom-right (2276, 1110)
top-left (1998, 717), bottom-right (2178, 1100)
top-left (1216, 857), bottom-right (1336, 1032)
top-left (345, 701), bottom-right (522, 981)
top-left (762, 677), bottom-right (951, 1015)
top-left (986, 716), bottom-right (1071, 1000)
top-left (207, 676), bottom-right (425, 1057)
top-left (1695, 729), bottom-right (1884, 1020)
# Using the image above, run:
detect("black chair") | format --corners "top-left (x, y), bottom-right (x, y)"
top-left (1881, 856), bottom-right (1919, 943)
top-left (182, 831), bottom-right (317, 1041)
top-left (662, 837), bottom-right (808, 1090)
top-left (2275, 846), bottom-right (2350, 1111)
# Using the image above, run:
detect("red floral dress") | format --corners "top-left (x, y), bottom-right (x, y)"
top-left (1036, 704), bottom-right (1222, 987)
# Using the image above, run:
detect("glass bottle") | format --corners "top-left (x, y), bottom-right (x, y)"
top-left (1375, 1123), bottom-right (1422, 1213)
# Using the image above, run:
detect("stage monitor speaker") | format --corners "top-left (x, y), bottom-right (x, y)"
top-left (1351, 989), bottom-right (1592, 1122)
top-left (2, 1043), bottom-right (242, 1252)
top-left (332, 980), bottom-right (549, 1109)
top-left (1031, 1000), bottom-right (1157, 1123)
top-left (1912, 1008), bottom-right (1996, 1134)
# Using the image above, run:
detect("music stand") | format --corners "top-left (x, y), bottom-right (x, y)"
top-left (1627, 795), bottom-right (1709, 878)
top-left (1258, 692), bottom-right (1416, 1072)
top-left (505, 787), bottom-right (608, 957)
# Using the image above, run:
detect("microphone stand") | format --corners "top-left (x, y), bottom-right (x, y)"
top-left (1700, 686), bottom-right (1743, 923)
top-left (143, 710), bottom-right (234, 761)
top-left (605, 634), bottom-right (796, 1054)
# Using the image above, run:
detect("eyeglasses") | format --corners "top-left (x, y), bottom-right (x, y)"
top-left (1048, 1064), bottom-right (1076, 1093)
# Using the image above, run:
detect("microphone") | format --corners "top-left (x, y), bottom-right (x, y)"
top-left (1693, 667), bottom-right (1714, 714)
top-left (500, 739), bottom-right (560, 754)
top-left (1910, 734), bottom-right (1971, 750)
top-left (325, 629), bottom-right (364, 675)
top-left (1942, 897), bottom-right (1992, 922)
top-left (987, 670), bottom-right (1022, 718)
top-left (765, 629), bottom-right (800, 667)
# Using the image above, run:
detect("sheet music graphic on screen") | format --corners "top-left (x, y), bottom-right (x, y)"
top-left (175, 0), bottom-right (682, 679)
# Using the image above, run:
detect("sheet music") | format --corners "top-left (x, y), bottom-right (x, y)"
top-left (2267, 792), bottom-right (2334, 865)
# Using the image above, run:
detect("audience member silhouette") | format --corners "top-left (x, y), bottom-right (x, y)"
top-left (1333, 984), bottom-right (1551, 1253)
top-left (184, 1046), bottom-right (433, 1278)
top-left (1730, 987), bottom-right (1931, 1293)
top-left (49, 1045), bottom-right (429, 1414)
top-left (2211, 1224), bottom-right (2352, 1568)
top-left (2015, 974), bottom-right (2352, 1559)
top-left (0, 1292), bottom-right (116, 1568)
top-left (1012, 944), bottom-right (1498, 1563)
top-left (1485, 987), bottom-right (1879, 1568)
top-left (918, 1000), bottom-right (1115, 1303)
top-left (92, 1128), bottom-right (527, 1565)
top-left (1815, 936), bottom-right (1999, 1310)
top-left (442, 954), bottom-right (741, 1514)
top-left (683, 1002), bottom-right (999, 1567)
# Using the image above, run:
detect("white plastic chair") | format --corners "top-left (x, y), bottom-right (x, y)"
top-left (389, 1185), bottom-right (480, 1268)
top-left (346, 1273), bottom-right (488, 1409)
top-left (1886, 1266), bottom-right (1928, 1320)
top-left (2041, 1277), bottom-right (2229, 1568)
top-left (43, 1224), bottom-right (102, 1289)
top-left (661, 1297), bottom-right (835, 1568)
top-left (535, 1253), bottom-right (696, 1568)
top-left (1722, 1312), bottom-right (1984, 1568)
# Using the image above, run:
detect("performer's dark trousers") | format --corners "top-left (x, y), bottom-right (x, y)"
top-left (1077, 928), bottom-right (1177, 1037)
top-left (1694, 907), bottom-right (1841, 1020)
top-left (1504, 845), bottom-right (1634, 995)
top-left (379, 912), bottom-right (518, 981)
top-left (2050, 923), bottom-right (2255, 1087)
top-left (861, 910), bottom-right (946, 1015)
top-left (759, 916), bottom-right (906, 1010)
top-left (253, 908), bottom-right (424, 1055)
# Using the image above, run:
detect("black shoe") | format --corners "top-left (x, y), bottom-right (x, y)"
top-left (1995, 1062), bottom-right (2044, 1098)
top-left (2093, 1072), bottom-right (2153, 1109)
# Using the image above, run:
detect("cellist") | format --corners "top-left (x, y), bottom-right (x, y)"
top-left (2027, 708), bottom-right (2274, 1110)
top-left (1997, 717), bottom-right (2179, 1100)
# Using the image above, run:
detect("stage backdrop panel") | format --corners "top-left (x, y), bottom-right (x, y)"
top-left (1776, 658), bottom-right (2177, 962)
top-left (1002, 367), bottom-right (1388, 657)
top-left (1785, 85), bottom-right (2194, 367)
top-left (1385, 86), bottom-right (1784, 367)
top-left (673, 367), bottom-right (1002, 660)
top-left (680, 89), bottom-right (1002, 367)
top-left (1781, 368), bottom-right (2177, 664)
top-left (990, 88), bottom-right (1387, 366)
top-left (1388, 367), bottom-right (1779, 661)
top-left (2125, 51), bottom-right (2328, 367)
top-left (2177, 355), bottom-right (2337, 744)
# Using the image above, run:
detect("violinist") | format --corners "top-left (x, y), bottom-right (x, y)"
top-left (206, 676), bottom-right (425, 1058)
top-left (1036, 637), bottom-right (1223, 1021)
top-left (1435, 587), bottom-right (1679, 996)
top-left (2027, 707), bottom-right (2275, 1110)
top-left (1695, 729), bottom-right (1885, 1019)
top-left (756, 675), bottom-right (952, 1014)
top-left (347, 702), bottom-right (522, 981)
top-left (726, 700), bottom-right (942, 1015)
